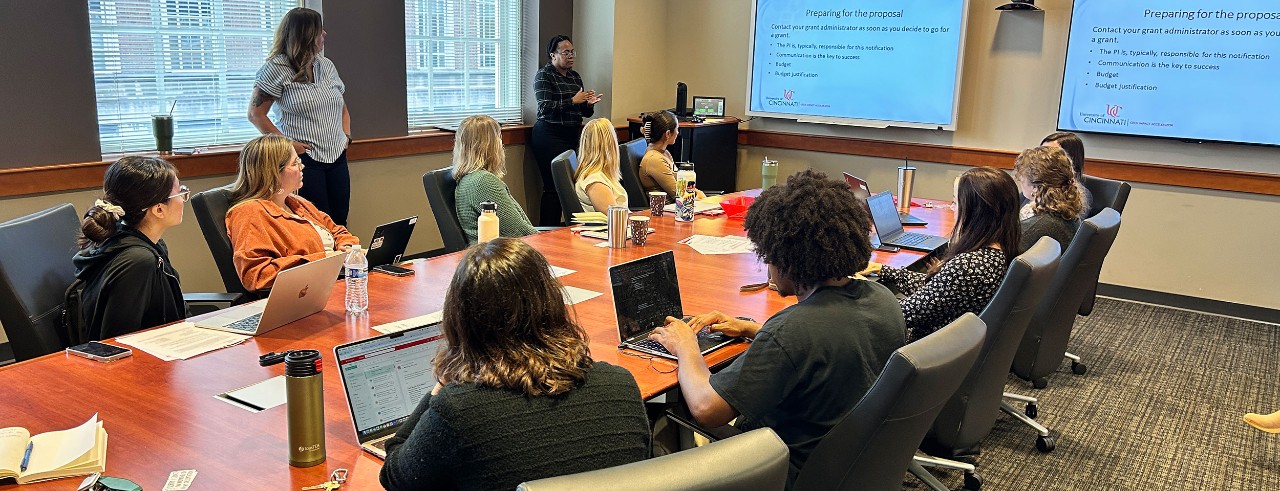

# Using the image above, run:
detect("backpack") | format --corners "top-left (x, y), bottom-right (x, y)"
top-left (60, 277), bottom-right (91, 347)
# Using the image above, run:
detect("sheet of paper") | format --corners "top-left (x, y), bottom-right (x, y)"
top-left (163, 470), bottom-right (198, 491)
top-left (115, 323), bottom-right (248, 361)
top-left (215, 376), bottom-right (286, 413)
top-left (549, 266), bottom-right (575, 278)
top-left (679, 234), bottom-right (755, 255)
top-left (23, 414), bottom-right (98, 476)
top-left (664, 200), bottom-right (724, 215)
top-left (372, 311), bottom-right (443, 334)
top-left (0, 427), bottom-right (30, 473)
top-left (562, 286), bottom-right (602, 305)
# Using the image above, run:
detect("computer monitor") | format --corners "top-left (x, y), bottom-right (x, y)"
top-left (692, 96), bottom-right (726, 118)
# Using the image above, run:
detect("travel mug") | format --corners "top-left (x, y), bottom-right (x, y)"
top-left (285, 350), bottom-right (326, 467)
top-left (761, 157), bottom-right (778, 189)
top-left (896, 166), bottom-right (916, 215)
top-left (152, 115), bottom-right (174, 155)
top-left (607, 205), bottom-right (629, 248)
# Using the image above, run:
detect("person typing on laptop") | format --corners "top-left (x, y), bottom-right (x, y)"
top-left (647, 170), bottom-right (906, 484)
top-left (226, 134), bottom-right (359, 292)
top-left (379, 238), bottom-right (649, 491)
top-left (862, 167), bottom-right (1020, 342)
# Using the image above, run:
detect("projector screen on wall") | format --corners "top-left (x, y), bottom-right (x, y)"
top-left (745, 0), bottom-right (970, 130)
top-left (1058, 0), bottom-right (1280, 146)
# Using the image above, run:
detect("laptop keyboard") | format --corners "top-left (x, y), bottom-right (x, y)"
top-left (631, 337), bottom-right (673, 355)
top-left (895, 233), bottom-right (933, 246)
top-left (224, 313), bottom-right (263, 332)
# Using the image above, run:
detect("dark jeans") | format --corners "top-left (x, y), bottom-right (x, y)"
top-left (298, 150), bottom-right (350, 226)
top-left (531, 120), bottom-right (582, 226)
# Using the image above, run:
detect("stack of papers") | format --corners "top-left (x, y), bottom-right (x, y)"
top-left (664, 200), bottom-right (725, 215)
top-left (115, 322), bottom-right (248, 361)
top-left (679, 235), bottom-right (755, 255)
top-left (571, 212), bottom-right (608, 224)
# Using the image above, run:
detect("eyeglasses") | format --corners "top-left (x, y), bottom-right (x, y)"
top-left (556, 49), bottom-right (576, 56)
top-left (167, 185), bottom-right (190, 203)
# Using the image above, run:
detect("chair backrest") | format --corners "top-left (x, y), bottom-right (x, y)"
top-left (1014, 208), bottom-right (1122, 381)
top-left (517, 427), bottom-right (789, 491)
top-left (792, 313), bottom-right (986, 491)
top-left (421, 168), bottom-right (468, 253)
top-left (926, 237), bottom-right (1061, 453)
top-left (1082, 174), bottom-right (1131, 217)
top-left (0, 204), bottom-right (80, 361)
top-left (190, 185), bottom-right (249, 297)
top-left (618, 137), bottom-right (650, 209)
top-left (550, 149), bottom-right (585, 224)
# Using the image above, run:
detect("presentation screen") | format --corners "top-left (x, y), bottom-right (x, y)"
top-left (745, 0), bottom-right (970, 130)
top-left (1058, 1), bottom-right (1280, 146)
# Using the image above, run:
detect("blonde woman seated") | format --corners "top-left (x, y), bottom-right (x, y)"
top-left (452, 115), bottom-right (537, 244)
top-left (573, 117), bottom-right (628, 212)
top-left (638, 110), bottom-right (703, 201)
top-left (226, 134), bottom-right (359, 292)
top-left (1014, 146), bottom-right (1086, 253)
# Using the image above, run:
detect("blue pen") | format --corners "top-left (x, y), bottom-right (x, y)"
top-left (20, 441), bottom-right (32, 472)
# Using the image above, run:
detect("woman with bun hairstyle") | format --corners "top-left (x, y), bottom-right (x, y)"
top-left (73, 156), bottom-right (189, 340)
top-left (638, 110), bottom-right (703, 201)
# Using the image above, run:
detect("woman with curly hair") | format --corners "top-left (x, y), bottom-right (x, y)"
top-left (863, 166), bottom-right (1021, 342)
top-left (1014, 146), bottom-right (1085, 253)
top-left (648, 169), bottom-right (905, 483)
top-left (380, 238), bottom-right (649, 491)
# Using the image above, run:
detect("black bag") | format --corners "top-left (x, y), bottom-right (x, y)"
top-left (60, 278), bottom-right (90, 347)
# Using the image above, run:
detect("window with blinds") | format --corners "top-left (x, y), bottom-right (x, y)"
top-left (405, 0), bottom-right (523, 131)
top-left (88, 0), bottom-right (299, 155)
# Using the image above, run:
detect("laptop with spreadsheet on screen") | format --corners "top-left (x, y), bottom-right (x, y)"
top-left (335, 322), bottom-right (445, 459)
top-left (609, 250), bottom-right (736, 360)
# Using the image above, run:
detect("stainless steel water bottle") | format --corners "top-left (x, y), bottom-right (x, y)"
top-left (896, 165), bottom-right (917, 215)
top-left (607, 205), bottom-right (629, 248)
top-left (285, 350), bottom-right (326, 467)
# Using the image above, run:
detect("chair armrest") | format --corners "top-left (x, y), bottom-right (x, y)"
top-left (183, 292), bottom-right (242, 304)
top-left (664, 405), bottom-right (744, 442)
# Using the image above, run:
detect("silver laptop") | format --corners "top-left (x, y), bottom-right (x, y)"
top-left (194, 252), bottom-right (346, 335)
top-left (609, 251), bottom-right (737, 360)
top-left (335, 322), bottom-right (445, 459)
top-left (866, 191), bottom-right (950, 253)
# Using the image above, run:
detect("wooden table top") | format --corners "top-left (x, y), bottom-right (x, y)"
top-left (0, 192), bottom-right (953, 490)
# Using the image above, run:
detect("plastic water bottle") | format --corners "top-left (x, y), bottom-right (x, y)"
top-left (344, 245), bottom-right (369, 314)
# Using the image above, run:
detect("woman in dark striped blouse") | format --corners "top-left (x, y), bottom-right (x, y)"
top-left (531, 34), bottom-right (601, 225)
top-left (248, 7), bottom-right (353, 225)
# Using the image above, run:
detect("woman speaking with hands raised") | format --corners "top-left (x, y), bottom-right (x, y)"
top-left (531, 34), bottom-right (602, 225)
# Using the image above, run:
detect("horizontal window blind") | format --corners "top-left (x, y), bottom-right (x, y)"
top-left (405, 0), bottom-right (523, 131)
top-left (89, 0), bottom-right (299, 155)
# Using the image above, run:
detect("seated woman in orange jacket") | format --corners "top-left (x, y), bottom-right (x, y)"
top-left (226, 134), bottom-right (359, 292)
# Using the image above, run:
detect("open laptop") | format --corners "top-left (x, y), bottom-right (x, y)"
top-left (194, 252), bottom-right (346, 335)
top-left (335, 322), bottom-right (445, 459)
top-left (609, 251), bottom-right (737, 360)
top-left (692, 96), bottom-right (726, 119)
top-left (843, 173), bottom-right (927, 226)
top-left (866, 191), bottom-right (950, 253)
top-left (365, 216), bottom-right (417, 268)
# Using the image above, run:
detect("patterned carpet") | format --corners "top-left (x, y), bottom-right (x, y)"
top-left (914, 297), bottom-right (1280, 490)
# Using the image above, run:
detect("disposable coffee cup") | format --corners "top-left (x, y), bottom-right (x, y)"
top-left (152, 115), bottom-right (174, 155)
top-left (630, 216), bottom-right (651, 246)
top-left (649, 191), bottom-right (667, 216)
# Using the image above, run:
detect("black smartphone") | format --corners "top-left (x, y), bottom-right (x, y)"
top-left (372, 264), bottom-right (415, 277)
top-left (66, 341), bottom-right (133, 362)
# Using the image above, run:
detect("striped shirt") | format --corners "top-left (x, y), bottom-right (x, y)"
top-left (534, 63), bottom-right (594, 126)
top-left (255, 54), bottom-right (347, 163)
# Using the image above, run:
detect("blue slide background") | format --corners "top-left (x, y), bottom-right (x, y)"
top-left (1058, 0), bottom-right (1280, 145)
top-left (748, 0), bottom-right (966, 126)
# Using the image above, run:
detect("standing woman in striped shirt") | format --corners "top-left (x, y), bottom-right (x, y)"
top-left (248, 7), bottom-right (353, 225)
top-left (531, 34), bottom-right (601, 225)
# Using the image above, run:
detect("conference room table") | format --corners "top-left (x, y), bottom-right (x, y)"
top-left (0, 191), bottom-right (954, 490)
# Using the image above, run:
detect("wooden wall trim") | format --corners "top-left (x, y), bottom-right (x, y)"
top-left (739, 129), bottom-right (1280, 197)
top-left (0, 127), bottom-right (531, 198)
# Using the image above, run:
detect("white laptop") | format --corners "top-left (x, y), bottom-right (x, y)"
top-left (335, 322), bottom-right (445, 459)
top-left (194, 252), bottom-right (346, 335)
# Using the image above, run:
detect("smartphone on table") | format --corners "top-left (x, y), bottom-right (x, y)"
top-left (66, 341), bottom-right (132, 362)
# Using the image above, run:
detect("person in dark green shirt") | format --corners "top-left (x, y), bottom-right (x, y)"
top-left (649, 170), bottom-right (906, 485)
top-left (451, 115), bottom-right (538, 244)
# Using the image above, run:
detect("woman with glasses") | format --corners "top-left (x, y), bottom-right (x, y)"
top-left (226, 134), bottom-right (359, 292)
top-left (73, 156), bottom-right (190, 340)
top-left (531, 34), bottom-right (602, 225)
top-left (249, 7), bottom-right (353, 225)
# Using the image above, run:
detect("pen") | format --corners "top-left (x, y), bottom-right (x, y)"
top-left (20, 441), bottom-right (32, 472)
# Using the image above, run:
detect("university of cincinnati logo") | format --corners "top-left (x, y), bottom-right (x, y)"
top-left (783, 89), bottom-right (795, 100)
top-left (1106, 104), bottom-right (1122, 117)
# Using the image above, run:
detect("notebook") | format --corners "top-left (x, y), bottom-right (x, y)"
top-left (609, 251), bottom-right (736, 360)
top-left (365, 216), bottom-right (416, 268)
top-left (334, 322), bottom-right (445, 459)
top-left (0, 414), bottom-right (106, 484)
top-left (194, 252), bottom-right (346, 335)
top-left (842, 172), bottom-right (927, 226)
top-left (866, 191), bottom-right (949, 253)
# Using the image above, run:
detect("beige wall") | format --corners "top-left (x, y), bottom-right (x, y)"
top-left (573, 1), bottom-right (615, 121)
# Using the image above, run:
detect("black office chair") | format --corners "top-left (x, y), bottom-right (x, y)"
top-left (912, 238), bottom-right (1062, 487)
top-left (1077, 175), bottom-right (1131, 316)
top-left (550, 150), bottom-right (585, 225)
top-left (421, 168), bottom-right (469, 254)
top-left (191, 185), bottom-right (251, 303)
top-left (619, 137), bottom-right (650, 210)
top-left (793, 313), bottom-right (985, 491)
top-left (516, 427), bottom-right (789, 491)
top-left (0, 204), bottom-right (80, 361)
top-left (1014, 208), bottom-right (1122, 388)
